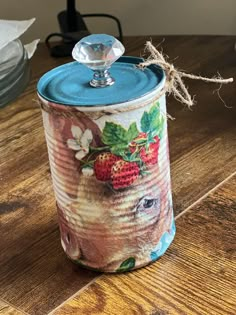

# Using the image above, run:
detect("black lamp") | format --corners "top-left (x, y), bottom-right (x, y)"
top-left (46, 0), bottom-right (123, 57)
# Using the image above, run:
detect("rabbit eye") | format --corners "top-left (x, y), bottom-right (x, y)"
top-left (137, 196), bottom-right (160, 212)
top-left (143, 199), bottom-right (155, 208)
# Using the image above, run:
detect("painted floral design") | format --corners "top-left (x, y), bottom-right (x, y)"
top-left (67, 102), bottom-right (164, 189)
top-left (116, 257), bottom-right (136, 272)
top-left (67, 126), bottom-right (93, 160)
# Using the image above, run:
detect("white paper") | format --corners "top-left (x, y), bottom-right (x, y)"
top-left (24, 39), bottom-right (40, 59)
top-left (0, 18), bottom-right (36, 50)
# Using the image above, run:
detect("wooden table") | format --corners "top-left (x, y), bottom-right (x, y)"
top-left (0, 36), bottom-right (235, 315)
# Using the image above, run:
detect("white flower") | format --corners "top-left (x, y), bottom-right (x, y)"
top-left (67, 125), bottom-right (93, 160)
top-left (82, 167), bottom-right (94, 177)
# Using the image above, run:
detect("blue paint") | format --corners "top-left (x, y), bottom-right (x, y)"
top-left (150, 219), bottom-right (176, 261)
top-left (37, 56), bottom-right (165, 107)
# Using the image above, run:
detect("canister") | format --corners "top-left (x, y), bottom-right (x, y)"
top-left (37, 34), bottom-right (175, 272)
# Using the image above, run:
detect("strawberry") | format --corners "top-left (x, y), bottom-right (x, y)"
top-left (111, 160), bottom-right (139, 189)
top-left (129, 132), bottom-right (147, 153)
top-left (94, 152), bottom-right (121, 181)
top-left (140, 136), bottom-right (160, 165)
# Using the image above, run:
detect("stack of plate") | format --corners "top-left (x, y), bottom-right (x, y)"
top-left (0, 39), bottom-right (30, 107)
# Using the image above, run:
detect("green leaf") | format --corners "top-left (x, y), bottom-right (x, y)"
top-left (102, 121), bottom-right (139, 147)
top-left (102, 121), bottom-right (141, 158)
top-left (155, 101), bottom-right (160, 108)
top-left (147, 132), bottom-right (155, 143)
top-left (141, 111), bottom-right (150, 132)
top-left (149, 103), bottom-right (160, 131)
top-left (125, 155), bottom-right (140, 163)
top-left (141, 102), bottom-right (160, 133)
top-left (151, 114), bottom-right (165, 139)
top-left (126, 122), bottom-right (139, 142)
top-left (129, 150), bottom-right (140, 161)
top-left (110, 144), bottom-right (129, 156)
top-left (102, 122), bottom-right (128, 146)
top-left (158, 115), bottom-right (165, 138)
top-left (149, 103), bottom-right (159, 122)
top-left (116, 257), bottom-right (135, 272)
top-left (147, 102), bottom-right (166, 139)
top-left (115, 150), bottom-right (139, 163)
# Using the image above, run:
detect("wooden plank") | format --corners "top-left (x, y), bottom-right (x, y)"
top-left (52, 175), bottom-right (236, 315)
top-left (0, 160), bottom-right (98, 314)
top-left (0, 300), bottom-right (25, 315)
top-left (0, 98), bottom-right (98, 314)
top-left (0, 36), bottom-right (235, 314)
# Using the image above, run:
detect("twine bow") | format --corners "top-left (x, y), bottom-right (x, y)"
top-left (138, 41), bottom-right (234, 108)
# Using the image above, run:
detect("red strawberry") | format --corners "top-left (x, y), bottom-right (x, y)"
top-left (94, 152), bottom-right (121, 181)
top-left (111, 160), bottom-right (140, 189)
top-left (140, 136), bottom-right (160, 165)
top-left (129, 132), bottom-right (147, 153)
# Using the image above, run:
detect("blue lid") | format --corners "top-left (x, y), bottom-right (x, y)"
top-left (37, 56), bottom-right (164, 107)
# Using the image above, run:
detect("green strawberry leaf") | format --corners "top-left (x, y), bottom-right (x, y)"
top-left (110, 144), bottom-right (128, 156)
top-left (151, 114), bottom-right (165, 139)
top-left (148, 102), bottom-right (165, 139)
top-left (147, 132), bottom-right (156, 143)
top-left (116, 257), bottom-right (135, 272)
top-left (119, 150), bottom-right (138, 162)
top-left (149, 102), bottom-right (159, 121)
top-left (158, 115), bottom-right (165, 139)
top-left (102, 122), bottom-right (129, 146)
top-left (145, 142), bottom-right (149, 151)
top-left (102, 121), bottom-right (139, 147)
top-left (124, 154), bottom-right (140, 163)
top-left (126, 122), bottom-right (139, 142)
top-left (149, 103), bottom-right (161, 131)
top-left (141, 111), bottom-right (150, 133)
top-left (141, 102), bottom-right (160, 133)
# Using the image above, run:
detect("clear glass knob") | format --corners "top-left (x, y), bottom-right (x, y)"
top-left (72, 34), bottom-right (125, 88)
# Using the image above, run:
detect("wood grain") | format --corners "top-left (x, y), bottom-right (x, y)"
top-left (0, 99), bottom-right (98, 315)
top-left (0, 299), bottom-right (25, 315)
top-left (52, 175), bottom-right (236, 315)
top-left (0, 36), bottom-right (235, 314)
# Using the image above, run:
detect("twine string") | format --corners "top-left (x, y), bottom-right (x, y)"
top-left (138, 41), bottom-right (234, 108)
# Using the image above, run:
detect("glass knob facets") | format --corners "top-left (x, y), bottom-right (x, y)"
top-left (72, 34), bottom-right (125, 88)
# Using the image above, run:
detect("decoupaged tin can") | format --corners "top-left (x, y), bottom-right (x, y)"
top-left (37, 34), bottom-right (175, 272)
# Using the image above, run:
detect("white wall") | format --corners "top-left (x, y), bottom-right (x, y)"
top-left (1, 0), bottom-right (236, 43)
